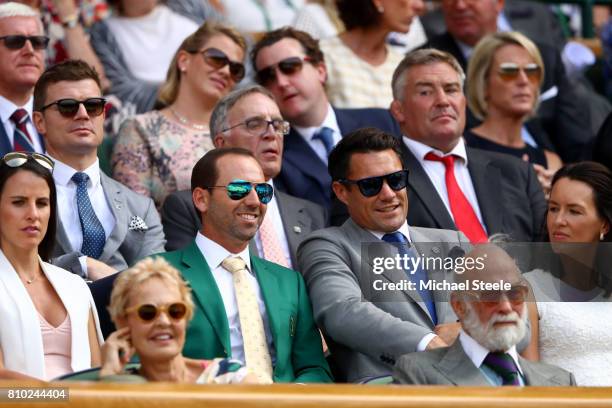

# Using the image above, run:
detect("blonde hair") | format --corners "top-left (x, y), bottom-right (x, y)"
top-left (158, 22), bottom-right (247, 106)
top-left (467, 31), bottom-right (544, 120)
top-left (108, 257), bottom-right (195, 324)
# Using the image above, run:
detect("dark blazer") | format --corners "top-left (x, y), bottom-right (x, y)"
top-left (0, 114), bottom-right (45, 156)
top-left (424, 32), bottom-right (593, 162)
top-left (400, 144), bottom-right (546, 242)
top-left (274, 107), bottom-right (401, 209)
top-left (161, 189), bottom-right (327, 266)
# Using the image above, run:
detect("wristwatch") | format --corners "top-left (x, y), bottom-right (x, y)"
top-left (61, 13), bottom-right (79, 29)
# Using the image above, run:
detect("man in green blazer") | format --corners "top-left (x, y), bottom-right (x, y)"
top-left (156, 147), bottom-right (332, 383)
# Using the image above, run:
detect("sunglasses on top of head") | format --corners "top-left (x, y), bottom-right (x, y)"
top-left (193, 47), bottom-right (245, 82)
top-left (497, 62), bottom-right (542, 83)
top-left (339, 169), bottom-right (409, 197)
top-left (206, 179), bottom-right (274, 204)
top-left (0, 35), bottom-right (49, 50)
top-left (1, 152), bottom-right (54, 172)
top-left (38, 98), bottom-right (107, 118)
top-left (255, 56), bottom-right (313, 86)
top-left (125, 302), bottom-right (188, 323)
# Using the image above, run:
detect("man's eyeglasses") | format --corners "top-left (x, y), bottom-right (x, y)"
top-left (206, 179), bottom-right (274, 204)
top-left (464, 285), bottom-right (529, 304)
top-left (339, 170), bottom-right (409, 197)
top-left (497, 62), bottom-right (542, 83)
top-left (39, 98), bottom-right (107, 118)
top-left (2, 152), bottom-right (54, 172)
top-left (125, 302), bottom-right (188, 322)
top-left (255, 56), bottom-right (313, 86)
top-left (0, 35), bottom-right (49, 50)
top-left (222, 117), bottom-right (290, 137)
top-left (194, 47), bottom-right (245, 82)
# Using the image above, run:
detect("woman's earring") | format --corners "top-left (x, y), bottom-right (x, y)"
top-left (601, 231), bottom-right (606, 241)
top-left (377, 5), bottom-right (385, 13)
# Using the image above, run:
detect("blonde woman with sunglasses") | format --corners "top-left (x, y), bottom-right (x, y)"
top-left (466, 32), bottom-right (563, 196)
top-left (101, 257), bottom-right (256, 383)
top-left (111, 22), bottom-right (246, 211)
top-left (0, 152), bottom-right (102, 380)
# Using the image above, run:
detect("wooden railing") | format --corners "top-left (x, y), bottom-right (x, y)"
top-left (2, 381), bottom-right (612, 408)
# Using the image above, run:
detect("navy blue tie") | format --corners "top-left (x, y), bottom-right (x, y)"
top-left (382, 231), bottom-right (438, 325)
top-left (312, 126), bottom-right (334, 155)
top-left (72, 172), bottom-right (106, 258)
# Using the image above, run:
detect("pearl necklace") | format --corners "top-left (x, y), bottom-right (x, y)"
top-left (169, 107), bottom-right (209, 132)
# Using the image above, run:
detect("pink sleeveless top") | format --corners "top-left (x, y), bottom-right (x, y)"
top-left (38, 312), bottom-right (72, 380)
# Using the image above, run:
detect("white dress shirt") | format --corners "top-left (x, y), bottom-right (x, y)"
top-left (0, 95), bottom-right (44, 153)
top-left (458, 329), bottom-right (525, 386)
top-left (195, 233), bottom-right (276, 365)
top-left (253, 180), bottom-right (293, 268)
top-left (292, 103), bottom-right (342, 164)
top-left (51, 157), bottom-right (115, 272)
top-left (403, 137), bottom-right (487, 232)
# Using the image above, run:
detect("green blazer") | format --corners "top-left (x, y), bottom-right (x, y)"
top-left (155, 241), bottom-right (332, 383)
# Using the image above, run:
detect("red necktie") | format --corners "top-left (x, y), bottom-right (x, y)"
top-left (424, 152), bottom-right (487, 243)
top-left (10, 109), bottom-right (34, 152)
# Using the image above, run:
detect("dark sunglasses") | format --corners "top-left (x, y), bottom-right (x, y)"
top-left (222, 117), bottom-right (290, 137)
top-left (125, 302), bottom-right (188, 322)
top-left (255, 56), bottom-right (313, 86)
top-left (465, 285), bottom-right (529, 304)
top-left (0, 35), bottom-right (49, 50)
top-left (339, 170), bottom-right (409, 197)
top-left (497, 62), bottom-right (542, 83)
top-left (196, 47), bottom-right (245, 82)
top-left (207, 179), bottom-right (274, 204)
top-left (2, 152), bottom-right (54, 171)
top-left (39, 98), bottom-right (106, 118)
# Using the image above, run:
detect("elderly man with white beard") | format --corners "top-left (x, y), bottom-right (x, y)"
top-left (393, 244), bottom-right (576, 386)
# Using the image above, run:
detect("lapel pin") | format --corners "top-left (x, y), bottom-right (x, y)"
top-left (293, 226), bottom-right (302, 234)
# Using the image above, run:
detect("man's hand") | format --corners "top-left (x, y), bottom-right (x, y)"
top-left (532, 163), bottom-right (555, 199)
top-left (434, 322), bottom-right (461, 345)
top-left (86, 257), bottom-right (117, 281)
top-left (425, 335), bottom-right (448, 350)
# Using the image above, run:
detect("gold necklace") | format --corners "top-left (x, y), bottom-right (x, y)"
top-left (23, 272), bottom-right (39, 284)
top-left (169, 107), bottom-right (209, 132)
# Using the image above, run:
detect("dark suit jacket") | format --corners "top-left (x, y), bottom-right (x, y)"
top-left (393, 338), bottom-right (576, 386)
top-left (158, 242), bottom-right (333, 383)
top-left (161, 189), bottom-right (327, 265)
top-left (400, 144), bottom-right (547, 242)
top-left (274, 107), bottom-right (401, 209)
top-left (424, 32), bottom-right (593, 162)
top-left (0, 111), bottom-right (45, 156)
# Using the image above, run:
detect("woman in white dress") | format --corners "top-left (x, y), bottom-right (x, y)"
top-left (0, 153), bottom-right (102, 380)
top-left (523, 162), bottom-right (612, 386)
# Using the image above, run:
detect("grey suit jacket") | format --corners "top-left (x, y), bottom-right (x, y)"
top-left (52, 172), bottom-right (166, 276)
top-left (297, 218), bottom-right (471, 382)
top-left (393, 338), bottom-right (576, 386)
top-left (161, 189), bottom-right (327, 268)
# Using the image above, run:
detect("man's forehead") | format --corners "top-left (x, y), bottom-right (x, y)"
top-left (408, 64), bottom-right (462, 85)
top-left (258, 38), bottom-right (304, 65)
top-left (46, 79), bottom-right (101, 97)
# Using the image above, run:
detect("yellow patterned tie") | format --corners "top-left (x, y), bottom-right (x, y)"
top-left (222, 256), bottom-right (274, 384)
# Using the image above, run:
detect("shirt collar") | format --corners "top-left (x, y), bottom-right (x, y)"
top-left (195, 232), bottom-right (252, 273)
top-left (292, 103), bottom-right (340, 140)
top-left (368, 220), bottom-right (412, 244)
top-left (402, 136), bottom-right (469, 165)
top-left (0, 94), bottom-right (34, 125)
top-left (458, 329), bottom-right (523, 376)
top-left (50, 156), bottom-right (101, 188)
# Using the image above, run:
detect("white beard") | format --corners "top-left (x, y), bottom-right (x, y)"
top-left (462, 303), bottom-right (528, 352)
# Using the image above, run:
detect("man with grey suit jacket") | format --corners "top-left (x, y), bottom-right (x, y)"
top-left (162, 85), bottom-right (326, 269)
top-left (298, 128), bottom-right (471, 383)
top-left (394, 244), bottom-right (575, 386)
top-left (32, 60), bottom-right (165, 280)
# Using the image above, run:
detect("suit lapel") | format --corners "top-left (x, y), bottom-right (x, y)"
top-left (180, 242), bottom-right (231, 352)
top-left (436, 340), bottom-right (491, 386)
top-left (284, 128), bottom-right (330, 192)
top-left (0, 122), bottom-right (12, 156)
top-left (99, 173), bottom-right (127, 262)
top-left (55, 219), bottom-right (74, 254)
top-left (250, 256), bottom-right (283, 359)
top-left (400, 143), bottom-right (456, 229)
top-left (465, 148), bottom-right (503, 235)
top-left (334, 107), bottom-right (358, 134)
top-left (276, 191), bottom-right (307, 267)
top-left (520, 357), bottom-right (565, 386)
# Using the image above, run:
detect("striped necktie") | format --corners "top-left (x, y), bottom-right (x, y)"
top-left (10, 109), bottom-right (35, 152)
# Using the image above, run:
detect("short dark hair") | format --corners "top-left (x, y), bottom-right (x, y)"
top-left (328, 127), bottom-right (402, 181)
top-left (548, 161), bottom-right (612, 242)
top-left (335, 0), bottom-right (380, 30)
top-left (0, 160), bottom-right (57, 261)
top-left (191, 147), bottom-right (257, 191)
top-left (251, 27), bottom-right (324, 72)
top-left (34, 59), bottom-right (102, 111)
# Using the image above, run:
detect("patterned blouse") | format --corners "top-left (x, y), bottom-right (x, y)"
top-left (111, 110), bottom-right (213, 210)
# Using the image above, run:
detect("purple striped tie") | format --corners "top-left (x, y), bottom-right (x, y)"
top-left (483, 352), bottom-right (521, 385)
top-left (10, 109), bottom-right (35, 152)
